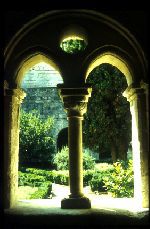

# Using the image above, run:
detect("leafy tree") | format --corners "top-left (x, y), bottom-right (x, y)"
top-left (19, 110), bottom-right (55, 166)
top-left (83, 64), bottom-right (131, 161)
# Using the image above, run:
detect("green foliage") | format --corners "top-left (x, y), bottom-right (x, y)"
top-left (88, 160), bottom-right (134, 197)
top-left (29, 182), bottom-right (52, 199)
top-left (53, 146), bottom-right (69, 170)
top-left (18, 169), bottom-right (52, 199)
top-left (83, 64), bottom-right (131, 159)
top-left (53, 146), bottom-right (95, 170)
top-left (60, 39), bottom-right (86, 54)
top-left (19, 110), bottom-right (55, 165)
top-left (94, 163), bottom-right (114, 171)
top-left (90, 172), bottom-right (107, 193)
top-left (50, 170), bottom-right (69, 185)
top-left (83, 169), bottom-right (95, 186)
top-left (18, 171), bottom-right (46, 187)
top-left (89, 164), bottom-right (114, 193)
top-left (103, 159), bottom-right (134, 197)
top-left (83, 149), bottom-right (96, 170)
top-left (19, 167), bottom-right (69, 186)
top-left (19, 159), bottom-right (134, 198)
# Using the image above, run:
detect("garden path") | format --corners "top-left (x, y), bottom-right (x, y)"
top-left (51, 183), bottom-right (109, 199)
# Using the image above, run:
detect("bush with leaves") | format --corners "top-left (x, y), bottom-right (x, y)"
top-left (53, 146), bottom-right (95, 170)
top-left (90, 172), bottom-right (107, 193)
top-left (103, 159), bottom-right (134, 197)
top-left (89, 164), bottom-right (114, 193)
top-left (18, 171), bottom-right (46, 187)
top-left (29, 182), bottom-right (52, 199)
top-left (19, 110), bottom-right (55, 165)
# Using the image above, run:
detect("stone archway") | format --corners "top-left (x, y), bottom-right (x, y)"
top-left (4, 10), bottom-right (148, 209)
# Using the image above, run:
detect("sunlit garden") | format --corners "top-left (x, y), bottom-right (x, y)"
top-left (18, 147), bottom-right (134, 200)
top-left (18, 62), bottom-right (134, 201)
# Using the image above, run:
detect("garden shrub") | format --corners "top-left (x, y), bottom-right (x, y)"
top-left (51, 170), bottom-right (69, 185)
top-left (53, 146), bottom-right (95, 170)
top-left (88, 163), bottom-right (114, 192)
top-left (90, 172), bottom-right (107, 193)
top-left (18, 171), bottom-right (46, 187)
top-left (18, 169), bottom-right (52, 199)
top-left (53, 146), bottom-right (69, 170)
top-left (29, 182), bottom-right (52, 199)
top-left (88, 160), bottom-right (134, 197)
top-left (83, 149), bottom-right (96, 170)
top-left (89, 168), bottom-right (112, 193)
top-left (83, 169), bottom-right (95, 186)
top-left (103, 159), bottom-right (134, 197)
top-left (19, 168), bottom-right (69, 186)
top-left (25, 168), bottom-right (50, 177)
top-left (19, 110), bottom-right (55, 165)
top-left (94, 163), bottom-right (114, 172)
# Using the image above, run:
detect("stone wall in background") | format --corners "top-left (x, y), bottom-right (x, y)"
top-left (21, 63), bottom-right (68, 151)
top-left (21, 87), bottom-right (68, 142)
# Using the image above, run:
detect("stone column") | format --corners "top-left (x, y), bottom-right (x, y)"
top-left (123, 84), bottom-right (149, 208)
top-left (4, 87), bottom-right (26, 208)
top-left (58, 86), bottom-right (92, 209)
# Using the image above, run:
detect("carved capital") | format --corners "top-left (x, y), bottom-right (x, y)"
top-left (123, 84), bottom-right (146, 103)
top-left (58, 86), bottom-right (92, 117)
top-left (4, 88), bottom-right (26, 104)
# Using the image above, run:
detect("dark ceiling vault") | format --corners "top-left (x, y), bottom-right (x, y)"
top-left (5, 10), bottom-right (148, 60)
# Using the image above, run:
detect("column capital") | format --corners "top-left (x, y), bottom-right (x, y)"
top-left (4, 88), bottom-right (26, 104)
top-left (123, 85), bottom-right (146, 103)
top-left (58, 86), bottom-right (92, 117)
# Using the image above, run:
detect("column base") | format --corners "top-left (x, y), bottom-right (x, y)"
top-left (61, 196), bottom-right (91, 209)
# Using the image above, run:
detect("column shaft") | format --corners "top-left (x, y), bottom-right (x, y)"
top-left (4, 89), bottom-right (26, 208)
top-left (58, 86), bottom-right (92, 208)
top-left (68, 116), bottom-right (83, 197)
top-left (123, 86), bottom-right (149, 208)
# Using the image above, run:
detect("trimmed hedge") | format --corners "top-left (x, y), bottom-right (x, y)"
top-left (18, 171), bottom-right (46, 187)
top-left (19, 160), bottom-right (134, 198)
top-left (19, 168), bottom-right (69, 186)
top-left (29, 182), bottom-right (52, 199)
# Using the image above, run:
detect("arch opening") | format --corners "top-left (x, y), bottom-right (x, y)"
top-left (16, 54), bottom-right (62, 88)
top-left (86, 52), bottom-right (133, 86)
top-left (85, 58), bottom-right (147, 208)
top-left (18, 60), bottom-right (68, 202)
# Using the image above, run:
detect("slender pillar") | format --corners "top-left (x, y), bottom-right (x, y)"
top-left (58, 86), bottom-right (92, 209)
top-left (4, 87), bottom-right (26, 208)
top-left (123, 84), bottom-right (149, 208)
top-left (68, 116), bottom-right (83, 197)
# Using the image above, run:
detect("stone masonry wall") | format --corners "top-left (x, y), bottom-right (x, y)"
top-left (21, 87), bottom-right (68, 146)
top-left (20, 63), bottom-right (68, 150)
